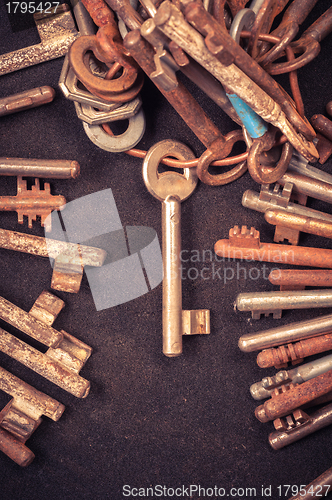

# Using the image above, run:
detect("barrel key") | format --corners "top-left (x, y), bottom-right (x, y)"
top-left (142, 140), bottom-right (210, 357)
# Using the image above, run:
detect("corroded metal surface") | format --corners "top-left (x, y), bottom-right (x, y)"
top-left (269, 402), bottom-right (332, 449)
top-left (0, 177), bottom-right (66, 231)
top-left (0, 365), bottom-right (65, 466)
top-left (124, 30), bottom-right (225, 148)
top-left (256, 334), bottom-right (332, 369)
top-left (251, 354), bottom-right (332, 400)
top-left (214, 225), bottom-right (332, 268)
top-left (0, 5), bottom-right (79, 76)
top-left (68, 0), bottom-right (142, 101)
top-left (259, 0), bottom-right (319, 65)
top-left (269, 269), bottom-right (332, 288)
top-left (0, 227), bottom-right (107, 293)
top-left (311, 113), bottom-right (332, 142)
top-left (255, 369), bottom-right (332, 423)
top-left (165, 3), bottom-right (317, 160)
top-left (236, 289), bottom-right (332, 318)
top-left (0, 292), bottom-right (92, 398)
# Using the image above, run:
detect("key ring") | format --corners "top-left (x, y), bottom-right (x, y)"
top-left (196, 130), bottom-right (248, 186)
top-left (247, 128), bottom-right (293, 184)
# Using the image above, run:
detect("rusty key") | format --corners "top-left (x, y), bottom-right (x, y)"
top-left (214, 225), bottom-right (332, 268)
top-left (0, 291), bottom-right (92, 398)
top-left (0, 227), bottom-right (107, 294)
top-left (0, 5), bottom-right (79, 76)
top-left (255, 369), bottom-right (332, 423)
top-left (269, 269), bottom-right (332, 290)
top-left (0, 176), bottom-right (66, 231)
top-left (256, 334), bottom-right (332, 369)
top-left (0, 365), bottom-right (65, 466)
top-left (124, 30), bottom-right (247, 185)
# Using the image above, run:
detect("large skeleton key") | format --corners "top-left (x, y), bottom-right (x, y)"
top-left (143, 140), bottom-right (210, 357)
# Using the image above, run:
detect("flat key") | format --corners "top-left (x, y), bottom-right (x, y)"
top-left (143, 140), bottom-right (209, 357)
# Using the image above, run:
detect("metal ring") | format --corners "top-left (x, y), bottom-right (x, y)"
top-left (83, 108), bottom-right (146, 152)
top-left (247, 140), bottom-right (293, 184)
top-left (68, 35), bottom-right (139, 97)
top-left (196, 130), bottom-right (248, 186)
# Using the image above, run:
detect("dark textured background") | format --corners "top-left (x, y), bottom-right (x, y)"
top-left (0, 1), bottom-right (332, 499)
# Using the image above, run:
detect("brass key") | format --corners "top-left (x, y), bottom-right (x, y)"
top-left (142, 140), bottom-right (210, 357)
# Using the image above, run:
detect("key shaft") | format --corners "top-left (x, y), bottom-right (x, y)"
top-left (0, 158), bottom-right (80, 179)
top-left (162, 195), bottom-right (182, 356)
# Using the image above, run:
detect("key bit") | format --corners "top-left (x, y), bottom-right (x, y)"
top-left (251, 354), bottom-right (332, 400)
top-left (215, 225), bottom-right (332, 268)
top-left (0, 291), bottom-right (92, 398)
top-left (255, 369), bottom-right (332, 423)
top-left (0, 227), bottom-right (107, 294)
top-left (273, 408), bottom-right (310, 432)
top-left (0, 365), bottom-right (65, 466)
top-left (259, 183), bottom-right (307, 245)
top-left (243, 185), bottom-right (332, 225)
top-left (269, 402), bottom-right (332, 450)
top-left (0, 177), bottom-right (66, 231)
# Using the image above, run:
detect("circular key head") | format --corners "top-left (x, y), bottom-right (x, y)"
top-left (142, 140), bottom-right (198, 202)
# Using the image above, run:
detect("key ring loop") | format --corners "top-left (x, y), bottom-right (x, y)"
top-left (196, 130), bottom-right (248, 186)
top-left (68, 35), bottom-right (139, 97)
top-left (247, 129), bottom-right (293, 184)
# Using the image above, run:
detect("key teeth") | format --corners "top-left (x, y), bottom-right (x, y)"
top-left (229, 225), bottom-right (260, 248)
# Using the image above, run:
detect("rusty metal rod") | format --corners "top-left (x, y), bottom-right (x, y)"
top-left (311, 114), bottom-right (332, 142)
top-left (0, 228), bottom-right (106, 267)
top-left (0, 427), bottom-right (35, 467)
top-left (153, 1), bottom-right (318, 162)
top-left (264, 168), bottom-right (332, 205)
top-left (265, 209), bottom-right (332, 239)
top-left (236, 289), bottom-right (332, 315)
top-left (269, 269), bottom-right (332, 288)
top-left (255, 369), bottom-right (332, 422)
top-left (251, 354), bottom-right (332, 400)
top-left (183, 0), bottom-right (314, 140)
top-left (269, 403), bottom-right (332, 450)
top-left (0, 86), bottom-right (55, 117)
top-left (257, 333), bottom-right (332, 368)
top-left (123, 30), bottom-right (224, 148)
top-left (0, 327), bottom-right (90, 398)
top-left (215, 235), bottom-right (332, 270)
top-left (0, 295), bottom-right (63, 348)
top-left (242, 188), bottom-right (332, 223)
top-left (0, 366), bottom-right (65, 421)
